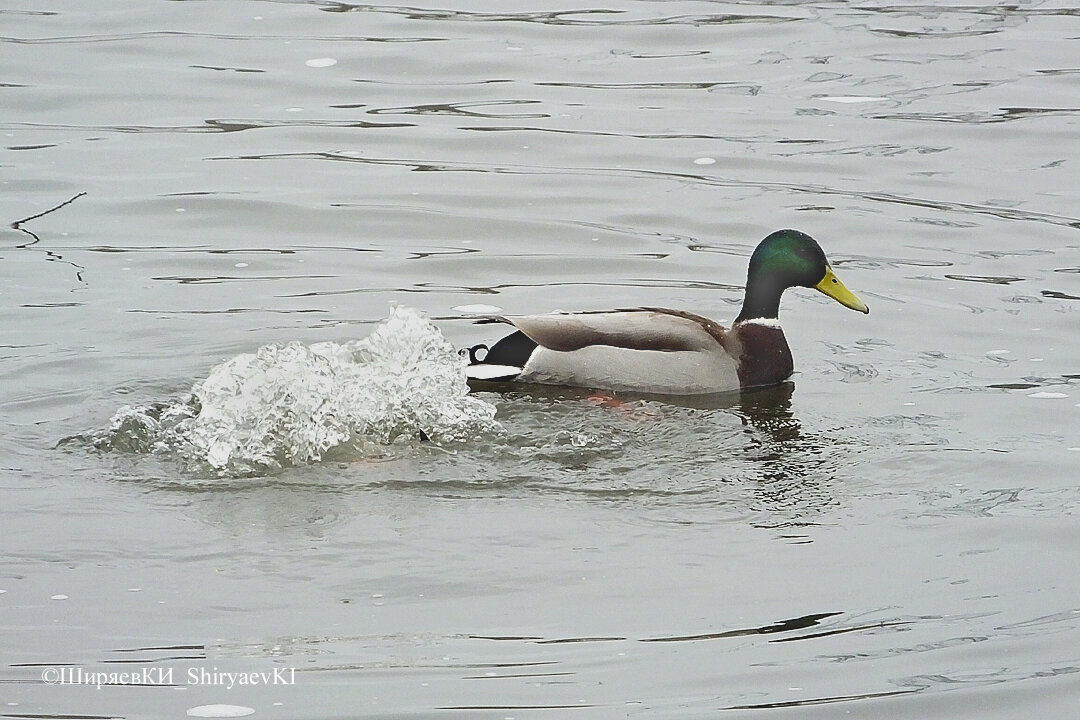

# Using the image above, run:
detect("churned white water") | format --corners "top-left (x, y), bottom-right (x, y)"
top-left (89, 307), bottom-right (499, 476)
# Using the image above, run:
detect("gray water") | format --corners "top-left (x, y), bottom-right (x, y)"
top-left (3, 1), bottom-right (1079, 717)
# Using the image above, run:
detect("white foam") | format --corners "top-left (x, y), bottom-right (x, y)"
top-left (1028, 391), bottom-right (1068, 399)
top-left (187, 705), bottom-right (255, 718)
top-left (95, 306), bottom-right (500, 475)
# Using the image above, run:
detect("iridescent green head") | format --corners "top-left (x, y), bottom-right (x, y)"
top-left (736, 229), bottom-right (869, 322)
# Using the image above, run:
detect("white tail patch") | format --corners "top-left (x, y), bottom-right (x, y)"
top-left (466, 364), bottom-right (522, 381)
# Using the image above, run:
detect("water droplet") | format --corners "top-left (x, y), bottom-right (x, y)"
top-left (305, 57), bottom-right (337, 68)
top-left (51, 594), bottom-right (68, 600)
top-left (693, 157), bottom-right (716, 165)
top-left (452, 304), bottom-right (503, 314)
top-left (235, 262), bottom-right (249, 268)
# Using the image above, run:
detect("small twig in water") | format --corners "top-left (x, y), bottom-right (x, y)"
top-left (11, 191), bottom-right (87, 231)
top-left (10, 191), bottom-right (88, 281)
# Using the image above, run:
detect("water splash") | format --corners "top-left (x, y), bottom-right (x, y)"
top-left (88, 306), bottom-right (499, 476)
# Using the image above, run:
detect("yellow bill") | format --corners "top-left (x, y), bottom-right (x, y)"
top-left (815, 265), bottom-right (869, 314)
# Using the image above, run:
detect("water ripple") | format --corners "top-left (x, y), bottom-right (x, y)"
top-left (316, 3), bottom-right (799, 27)
top-left (0, 31), bottom-right (441, 44)
top-left (875, 107), bottom-right (1080, 124)
top-left (368, 100), bottom-right (548, 118)
top-left (3, 118), bottom-right (414, 134)
top-left (211, 151), bottom-right (1080, 230)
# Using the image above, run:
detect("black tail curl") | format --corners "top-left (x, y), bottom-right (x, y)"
top-left (460, 344), bottom-right (489, 364)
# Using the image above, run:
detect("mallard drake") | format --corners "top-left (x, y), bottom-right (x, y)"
top-left (464, 229), bottom-right (869, 395)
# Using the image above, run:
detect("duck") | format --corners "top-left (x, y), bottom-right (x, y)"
top-left (463, 229), bottom-right (869, 395)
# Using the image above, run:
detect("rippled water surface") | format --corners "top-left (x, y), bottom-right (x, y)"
top-left (3, 1), bottom-right (1079, 717)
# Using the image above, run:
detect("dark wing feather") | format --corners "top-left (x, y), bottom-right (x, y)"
top-left (497, 309), bottom-right (727, 353)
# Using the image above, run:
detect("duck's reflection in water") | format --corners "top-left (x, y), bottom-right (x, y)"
top-left (736, 382), bottom-right (801, 444)
top-left (502, 380), bottom-right (845, 520)
top-left (733, 383), bottom-right (843, 520)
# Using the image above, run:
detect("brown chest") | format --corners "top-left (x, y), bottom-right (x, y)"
top-left (729, 322), bottom-right (794, 390)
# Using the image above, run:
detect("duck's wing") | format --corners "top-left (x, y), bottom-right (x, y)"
top-left (494, 308), bottom-right (727, 353)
